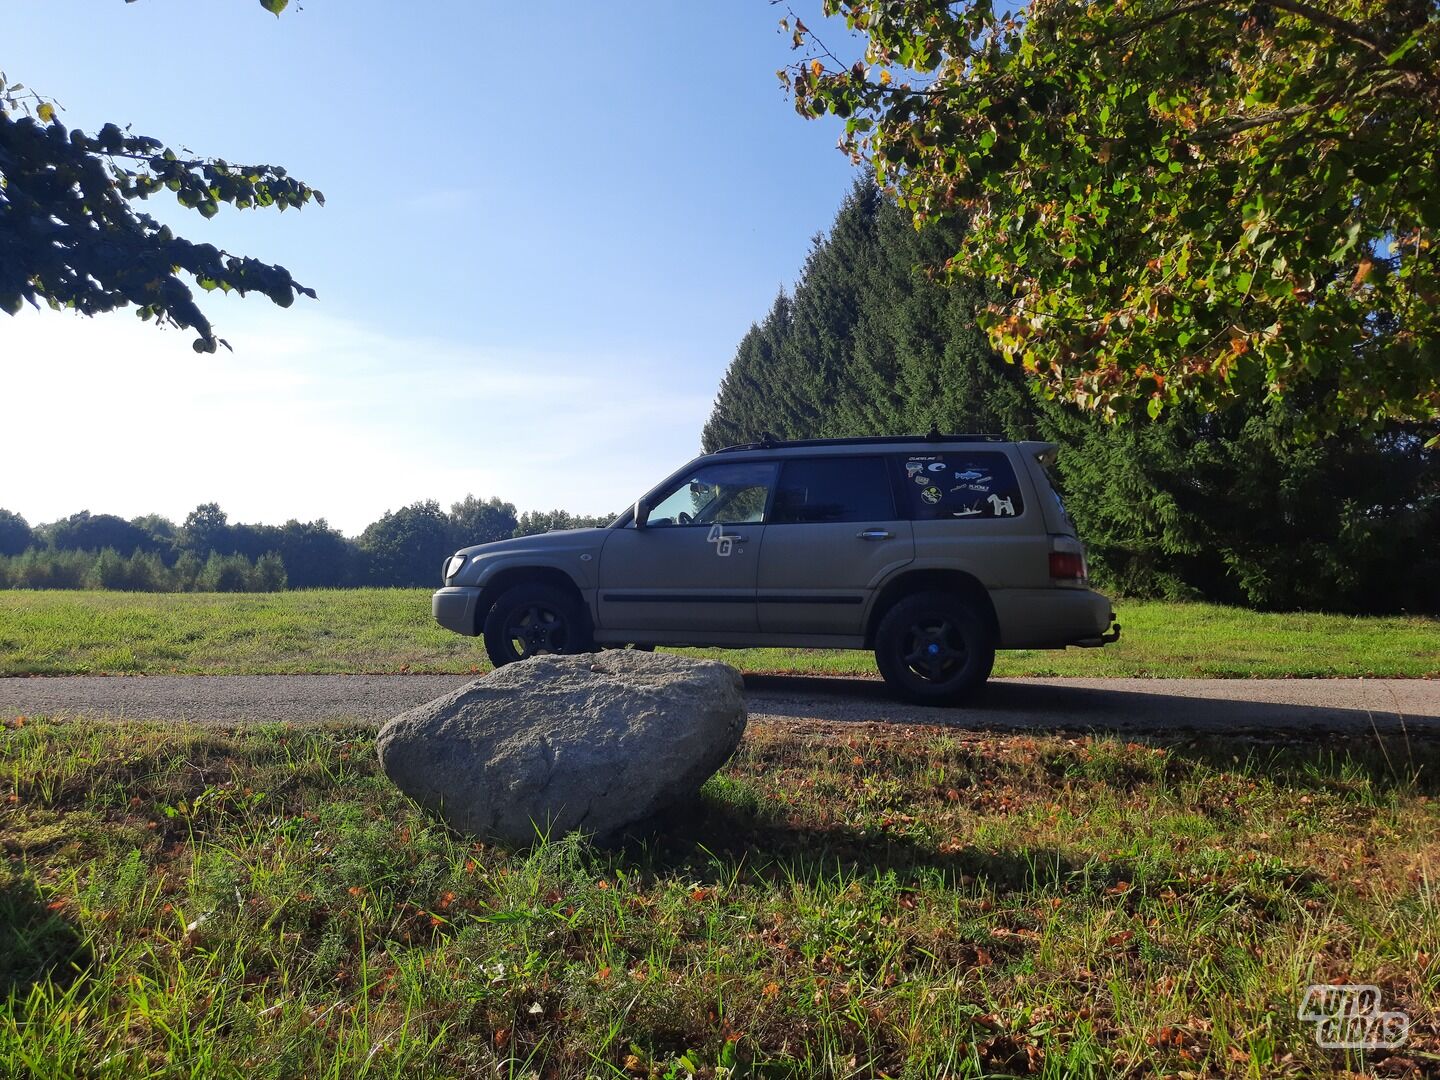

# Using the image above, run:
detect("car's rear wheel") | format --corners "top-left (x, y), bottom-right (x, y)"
top-left (873, 591), bottom-right (994, 705)
top-left (483, 583), bottom-right (593, 667)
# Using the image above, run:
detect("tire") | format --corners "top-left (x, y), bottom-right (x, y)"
top-left (873, 591), bottom-right (995, 706)
top-left (483, 582), bottom-right (593, 668)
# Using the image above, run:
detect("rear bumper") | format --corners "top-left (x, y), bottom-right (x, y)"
top-left (1072, 618), bottom-right (1122, 648)
top-left (433, 587), bottom-right (482, 636)
top-left (990, 587), bottom-right (1118, 649)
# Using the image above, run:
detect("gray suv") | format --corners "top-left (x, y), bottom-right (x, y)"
top-left (433, 435), bottom-right (1120, 704)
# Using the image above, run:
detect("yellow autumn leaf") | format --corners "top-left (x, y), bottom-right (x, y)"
top-left (811, 59), bottom-right (823, 79)
top-left (37, 102), bottom-right (56, 123)
top-left (879, 69), bottom-right (892, 85)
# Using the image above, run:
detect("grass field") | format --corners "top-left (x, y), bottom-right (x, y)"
top-left (2, 716), bottom-right (1436, 1077)
top-left (1, 589), bottom-right (1437, 679)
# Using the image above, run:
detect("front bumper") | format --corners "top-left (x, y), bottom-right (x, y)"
top-left (433, 587), bottom-right (482, 636)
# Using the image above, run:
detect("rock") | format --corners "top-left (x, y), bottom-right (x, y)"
top-left (376, 651), bottom-right (746, 845)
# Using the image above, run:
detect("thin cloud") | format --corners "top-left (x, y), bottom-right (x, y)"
top-left (2, 307), bottom-right (709, 534)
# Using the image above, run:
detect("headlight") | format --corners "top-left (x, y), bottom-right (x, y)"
top-left (444, 554), bottom-right (468, 580)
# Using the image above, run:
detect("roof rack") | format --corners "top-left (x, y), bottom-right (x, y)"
top-left (715, 432), bottom-right (1007, 453)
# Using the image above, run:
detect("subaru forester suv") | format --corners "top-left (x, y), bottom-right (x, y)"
top-left (433, 435), bottom-right (1120, 704)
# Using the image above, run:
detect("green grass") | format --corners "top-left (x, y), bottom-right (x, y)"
top-left (2, 717), bottom-right (1437, 1077)
top-left (1, 589), bottom-right (1436, 679)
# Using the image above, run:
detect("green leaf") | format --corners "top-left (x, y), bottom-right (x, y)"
top-left (258, 0), bottom-right (289, 13)
top-left (1384, 32), bottom-right (1421, 65)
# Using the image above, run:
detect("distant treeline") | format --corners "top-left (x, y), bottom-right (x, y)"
top-left (0, 500), bottom-right (613, 592)
top-left (704, 177), bottom-right (1440, 614)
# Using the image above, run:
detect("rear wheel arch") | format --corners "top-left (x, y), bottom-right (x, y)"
top-left (865, 568), bottom-right (999, 647)
top-left (474, 566), bottom-right (589, 636)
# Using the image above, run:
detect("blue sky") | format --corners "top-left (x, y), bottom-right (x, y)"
top-left (5, 1), bottom-right (861, 535)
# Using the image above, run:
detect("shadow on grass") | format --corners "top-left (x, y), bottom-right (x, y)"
top-left (745, 673), bottom-right (1440, 797)
top-left (1147, 729), bottom-right (1440, 797)
top-left (0, 874), bottom-right (90, 997)
top-left (616, 794), bottom-right (1100, 895)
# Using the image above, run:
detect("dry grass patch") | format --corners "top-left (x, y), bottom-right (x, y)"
top-left (2, 717), bottom-right (1437, 1077)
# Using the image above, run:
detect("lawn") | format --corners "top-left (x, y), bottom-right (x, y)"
top-left (2, 717), bottom-right (1436, 1077)
top-left (1, 590), bottom-right (1437, 679)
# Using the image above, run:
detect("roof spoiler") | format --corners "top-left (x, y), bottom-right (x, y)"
top-left (1022, 441), bottom-right (1060, 467)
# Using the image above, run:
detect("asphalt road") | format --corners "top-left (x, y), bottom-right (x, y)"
top-left (1, 673), bottom-right (1436, 735)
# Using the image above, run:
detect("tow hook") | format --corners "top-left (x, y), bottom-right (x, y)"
top-left (1076, 615), bottom-right (1122, 648)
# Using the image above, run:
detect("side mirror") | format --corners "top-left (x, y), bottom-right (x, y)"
top-left (633, 498), bottom-right (649, 529)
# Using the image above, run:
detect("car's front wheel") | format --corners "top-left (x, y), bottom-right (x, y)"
top-left (483, 583), bottom-right (593, 667)
top-left (873, 592), bottom-right (995, 706)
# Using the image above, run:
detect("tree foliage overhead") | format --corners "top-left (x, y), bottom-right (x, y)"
top-left (0, 0), bottom-right (317, 351)
top-left (785, 0), bottom-right (1440, 435)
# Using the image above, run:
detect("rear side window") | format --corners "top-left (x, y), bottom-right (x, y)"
top-left (771, 457), bottom-right (895, 524)
top-left (898, 452), bottom-right (1025, 520)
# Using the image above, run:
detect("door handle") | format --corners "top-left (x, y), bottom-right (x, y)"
top-left (857, 529), bottom-right (893, 540)
top-left (725, 535), bottom-right (749, 543)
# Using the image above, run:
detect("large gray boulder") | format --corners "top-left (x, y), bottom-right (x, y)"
top-left (376, 651), bottom-right (746, 845)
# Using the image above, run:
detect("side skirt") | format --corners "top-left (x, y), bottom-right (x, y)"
top-left (590, 631), bottom-right (868, 650)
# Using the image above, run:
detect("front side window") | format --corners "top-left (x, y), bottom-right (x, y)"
top-left (644, 461), bottom-right (777, 527)
top-left (898, 451), bottom-right (1025, 520)
top-left (771, 457), bottom-right (895, 524)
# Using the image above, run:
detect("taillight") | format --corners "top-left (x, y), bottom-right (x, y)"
top-left (1049, 550), bottom-right (1087, 585)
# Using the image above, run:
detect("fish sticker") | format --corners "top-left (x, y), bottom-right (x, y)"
top-left (953, 469), bottom-right (991, 483)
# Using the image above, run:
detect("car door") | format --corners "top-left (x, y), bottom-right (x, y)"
top-left (597, 459), bottom-right (778, 633)
top-left (756, 455), bottom-right (914, 635)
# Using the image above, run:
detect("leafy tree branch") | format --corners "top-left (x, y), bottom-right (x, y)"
top-left (782, 0), bottom-right (1440, 437)
top-left (1, 0), bottom-right (317, 351)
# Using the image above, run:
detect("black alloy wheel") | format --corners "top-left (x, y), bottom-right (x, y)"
top-left (873, 591), bottom-right (995, 705)
top-left (483, 583), bottom-right (592, 667)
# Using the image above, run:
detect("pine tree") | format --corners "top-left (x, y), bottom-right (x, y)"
top-left (703, 291), bottom-right (796, 451)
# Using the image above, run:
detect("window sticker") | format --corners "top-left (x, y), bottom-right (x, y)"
top-left (902, 453), bottom-right (1024, 519)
